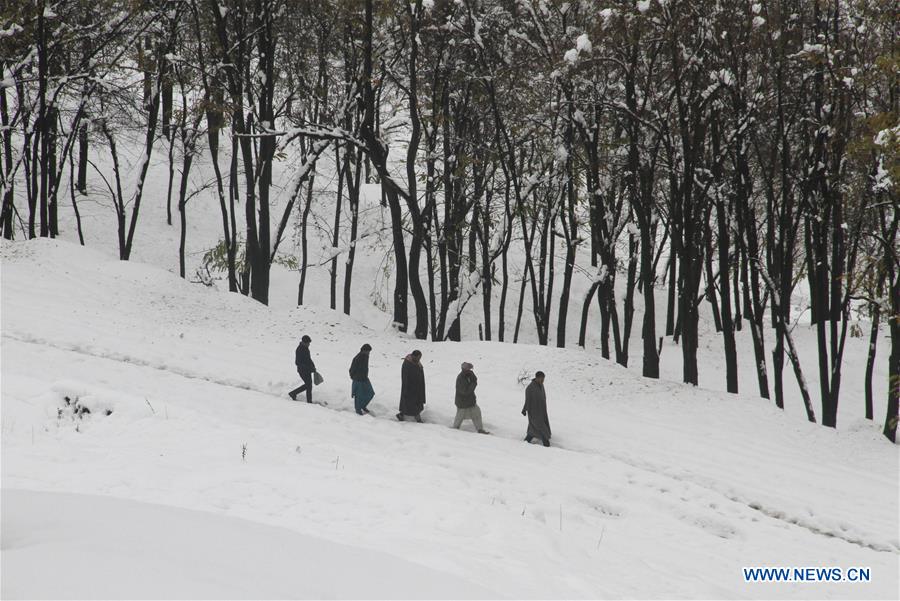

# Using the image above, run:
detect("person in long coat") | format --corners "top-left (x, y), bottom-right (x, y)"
top-left (522, 371), bottom-right (551, 446)
top-left (453, 362), bottom-right (488, 433)
top-left (289, 335), bottom-right (317, 403)
top-left (349, 343), bottom-right (375, 415)
top-left (397, 350), bottom-right (426, 422)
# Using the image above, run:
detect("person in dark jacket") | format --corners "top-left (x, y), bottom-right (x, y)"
top-left (453, 362), bottom-right (488, 433)
top-left (289, 335), bottom-right (317, 403)
top-left (349, 343), bottom-right (375, 415)
top-left (522, 371), bottom-right (551, 446)
top-left (397, 350), bottom-right (426, 422)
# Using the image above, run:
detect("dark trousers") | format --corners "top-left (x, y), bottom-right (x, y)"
top-left (290, 371), bottom-right (313, 403)
top-left (525, 434), bottom-right (550, 447)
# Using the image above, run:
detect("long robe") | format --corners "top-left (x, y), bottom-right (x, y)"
top-left (399, 356), bottom-right (426, 416)
top-left (522, 380), bottom-right (551, 440)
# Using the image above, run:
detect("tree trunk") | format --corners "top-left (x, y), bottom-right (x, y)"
top-left (178, 152), bottom-right (193, 278)
top-left (122, 37), bottom-right (165, 261)
top-left (77, 123), bottom-right (88, 194)
top-left (404, 4), bottom-right (429, 339)
top-left (704, 224), bottom-right (722, 332)
top-left (513, 270), bottom-right (528, 344)
top-left (556, 102), bottom-right (578, 348)
top-left (736, 155), bottom-right (770, 399)
top-left (205, 99), bottom-right (236, 292)
top-left (618, 232), bottom-right (638, 367)
top-left (298, 176), bottom-right (315, 304)
top-left (884, 294), bottom-right (899, 442)
top-left (732, 247), bottom-right (743, 331)
top-left (37, 2), bottom-right (49, 239)
top-left (330, 146), bottom-right (345, 311)
top-left (665, 249), bottom-right (677, 336)
top-left (1, 84), bottom-right (14, 239)
top-left (343, 150), bottom-right (362, 315)
top-left (640, 222), bottom-right (660, 379)
top-left (165, 130), bottom-right (176, 226)
top-left (880, 200), bottom-right (899, 441)
top-left (361, 0), bottom-right (407, 331)
top-left (425, 225), bottom-right (438, 338)
top-left (864, 301), bottom-right (880, 420)
top-left (717, 197), bottom-right (738, 394)
top-left (46, 106), bottom-right (58, 237)
top-left (250, 1), bottom-right (276, 306)
top-left (479, 205), bottom-right (492, 341)
top-left (711, 119), bottom-right (737, 393)
top-left (494, 181), bottom-right (512, 342)
top-left (161, 55), bottom-right (172, 140)
top-left (755, 264), bottom-right (817, 422)
top-left (578, 279), bottom-right (601, 348)
top-left (67, 150), bottom-right (85, 245)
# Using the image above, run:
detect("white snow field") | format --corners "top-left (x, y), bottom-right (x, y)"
top-left (1, 238), bottom-right (898, 599)
top-left (1, 488), bottom-right (496, 599)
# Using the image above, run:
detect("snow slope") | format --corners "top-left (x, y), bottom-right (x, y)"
top-left (49, 143), bottom-right (891, 434)
top-left (2, 238), bottom-right (898, 599)
top-left (1, 489), bottom-right (498, 599)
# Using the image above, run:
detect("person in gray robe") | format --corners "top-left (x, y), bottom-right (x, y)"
top-left (522, 371), bottom-right (551, 446)
top-left (397, 350), bottom-right (426, 422)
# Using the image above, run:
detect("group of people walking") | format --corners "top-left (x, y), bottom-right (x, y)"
top-left (288, 336), bottom-right (553, 447)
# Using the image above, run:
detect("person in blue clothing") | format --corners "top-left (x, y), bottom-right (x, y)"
top-left (349, 343), bottom-right (375, 415)
top-left (288, 335), bottom-right (317, 403)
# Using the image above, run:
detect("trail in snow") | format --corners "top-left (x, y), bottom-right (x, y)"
top-left (4, 330), bottom-right (897, 555)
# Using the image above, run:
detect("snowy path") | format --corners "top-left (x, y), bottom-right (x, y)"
top-left (5, 331), bottom-right (896, 557)
top-left (2, 239), bottom-right (898, 599)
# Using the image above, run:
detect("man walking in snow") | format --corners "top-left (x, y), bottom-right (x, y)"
top-left (397, 350), bottom-right (426, 422)
top-left (453, 362), bottom-right (489, 433)
top-left (349, 343), bottom-right (375, 415)
top-left (289, 335), bottom-right (317, 403)
top-left (522, 371), bottom-right (551, 447)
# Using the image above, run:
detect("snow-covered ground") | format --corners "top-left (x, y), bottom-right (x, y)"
top-left (1, 489), bottom-right (496, 599)
top-left (2, 238), bottom-right (898, 599)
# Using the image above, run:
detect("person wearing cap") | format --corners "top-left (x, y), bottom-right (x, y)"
top-left (349, 343), bottom-right (375, 415)
top-left (289, 334), bottom-right (317, 403)
top-left (397, 350), bottom-right (426, 422)
top-left (522, 371), bottom-right (551, 447)
top-left (453, 362), bottom-right (489, 434)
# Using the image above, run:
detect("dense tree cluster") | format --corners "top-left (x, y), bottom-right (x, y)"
top-left (1, 0), bottom-right (897, 440)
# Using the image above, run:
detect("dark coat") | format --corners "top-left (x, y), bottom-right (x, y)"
top-left (349, 352), bottom-right (369, 381)
top-left (295, 342), bottom-right (316, 375)
top-left (455, 371), bottom-right (478, 408)
top-left (399, 355), bottom-right (426, 415)
top-left (522, 380), bottom-right (551, 439)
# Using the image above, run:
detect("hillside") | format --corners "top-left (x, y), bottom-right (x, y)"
top-left (44, 142), bottom-right (893, 433)
top-left (2, 238), bottom-right (897, 599)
